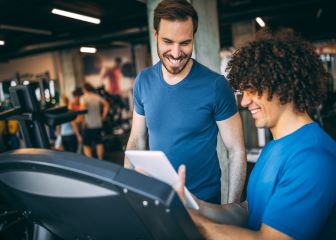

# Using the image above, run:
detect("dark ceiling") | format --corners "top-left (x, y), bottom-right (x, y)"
top-left (0, 0), bottom-right (335, 62)
top-left (0, 0), bottom-right (148, 61)
top-left (219, 0), bottom-right (336, 47)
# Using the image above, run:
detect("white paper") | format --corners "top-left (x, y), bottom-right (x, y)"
top-left (125, 150), bottom-right (199, 210)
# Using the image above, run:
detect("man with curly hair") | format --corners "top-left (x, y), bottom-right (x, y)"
top-left (176, 30), bottom-right (336, 240)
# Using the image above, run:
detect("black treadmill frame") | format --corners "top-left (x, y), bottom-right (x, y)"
top-left (0, 149), bottom-right (203, 240)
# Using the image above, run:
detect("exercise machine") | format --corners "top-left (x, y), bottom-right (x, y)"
top-left (0, 84), bottom-right (203, 239)
top-left (0, 149), bottom-right (202, 239)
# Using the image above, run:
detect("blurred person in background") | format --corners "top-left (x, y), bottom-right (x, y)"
top-left (70, 87), bottom-right (84, 153)
top-left (103, 57), bottom-right (123, 95)
top-left (56, 95), bottom-right (81, 152)
top-left (80, 83), bottom-right (109, 160)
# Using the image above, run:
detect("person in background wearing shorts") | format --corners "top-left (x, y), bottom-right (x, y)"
top-left (80, 83), bottom-right (109, 160)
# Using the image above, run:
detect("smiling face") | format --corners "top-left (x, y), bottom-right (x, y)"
top-left (240, 90), bottom-right (286, 130)
top-left (155, 17), bottom-right (194, 76)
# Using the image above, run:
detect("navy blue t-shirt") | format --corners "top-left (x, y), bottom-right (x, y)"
top-left (247, 123), bottom-right (336, 240)
top-left (133, 60), bottom-right (237, 200)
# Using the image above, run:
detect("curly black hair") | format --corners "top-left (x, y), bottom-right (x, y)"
top-left (227, 29), bottom-right (329, 113)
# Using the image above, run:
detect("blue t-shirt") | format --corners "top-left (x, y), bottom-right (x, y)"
top-left (247, 122), bottom-right (336, 240)
top-left (133, 60), bottom-right (237, 200)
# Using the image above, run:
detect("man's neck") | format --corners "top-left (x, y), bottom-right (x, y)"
top-left (162, 59), bottom-right (193, 85)
top-left (271, 106), bottom-right (313, 139)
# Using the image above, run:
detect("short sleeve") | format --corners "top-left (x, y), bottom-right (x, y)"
top-left (262, 149), bottom-right (336, 240)
top-left (133, 72), bottom-right (145, 115)
top-left (214, 76), bottom-right (237, 121)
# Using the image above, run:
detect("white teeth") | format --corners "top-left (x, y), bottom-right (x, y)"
top-left (168, 58), bottom-right (181, 64)
top-left (251, 109), bottom-right (261, 114)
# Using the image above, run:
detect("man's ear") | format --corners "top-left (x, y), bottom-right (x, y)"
top-left (154, 31), bottom-right (158, 40)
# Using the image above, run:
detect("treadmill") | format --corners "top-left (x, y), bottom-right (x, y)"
top-left (0, 84), bottom-right (203, 240)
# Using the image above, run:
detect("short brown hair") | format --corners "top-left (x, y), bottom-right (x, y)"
top-left (154, 0), bottom-right (198, 34)
top-left (227, 29), bottom-right (328, 113)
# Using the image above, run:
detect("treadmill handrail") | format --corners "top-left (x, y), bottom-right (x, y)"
top-left (0, 107), bottom-right (21, 120)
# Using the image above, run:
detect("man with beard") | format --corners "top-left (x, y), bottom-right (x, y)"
top-left (125, 0), bottom-right (246, 204)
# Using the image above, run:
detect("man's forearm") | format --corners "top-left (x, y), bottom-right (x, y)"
top-left (196, 199), bottom-right (247, 227)
top-left (192, 214), bottom-right (258, 240)
top-left (125, 136), bottom-right (147, 151)
top-left (228, 150), bottom-right (247, 203)
top-left (191, 210), bottom-right (292, 240)
top-left (216, 114), bottom-right (247, 203)
top-left (124, 136), bottom-right (147, 168)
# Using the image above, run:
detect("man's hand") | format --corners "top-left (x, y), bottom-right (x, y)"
top-left (134, 166), bottom-right (147, 175)
top-left (175, 165), bottom-right (187, 204)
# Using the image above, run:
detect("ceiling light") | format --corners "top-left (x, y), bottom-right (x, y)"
top-left (80, 47), bottom-right (97, 53)
top-left (255, 17), bottom-right (266, 28)
top-left (0, 40), bottom-right (4, 45)
top-left (51, 8), bottom-right (100, 24)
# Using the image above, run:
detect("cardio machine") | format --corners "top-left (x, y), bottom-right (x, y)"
top-left (0, 84), bottom-right (203, 240)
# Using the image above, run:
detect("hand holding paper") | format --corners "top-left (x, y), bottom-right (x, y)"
top-left (175, 165), bottom-right (187, 204)
top-left (125, 150), bottom-right (199, 210)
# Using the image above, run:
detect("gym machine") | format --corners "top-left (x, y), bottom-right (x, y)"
top-left (0, 84), bottom-right (203, 240)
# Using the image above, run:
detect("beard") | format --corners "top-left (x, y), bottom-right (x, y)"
top-left (157, 45), bottom-right (192, 75)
